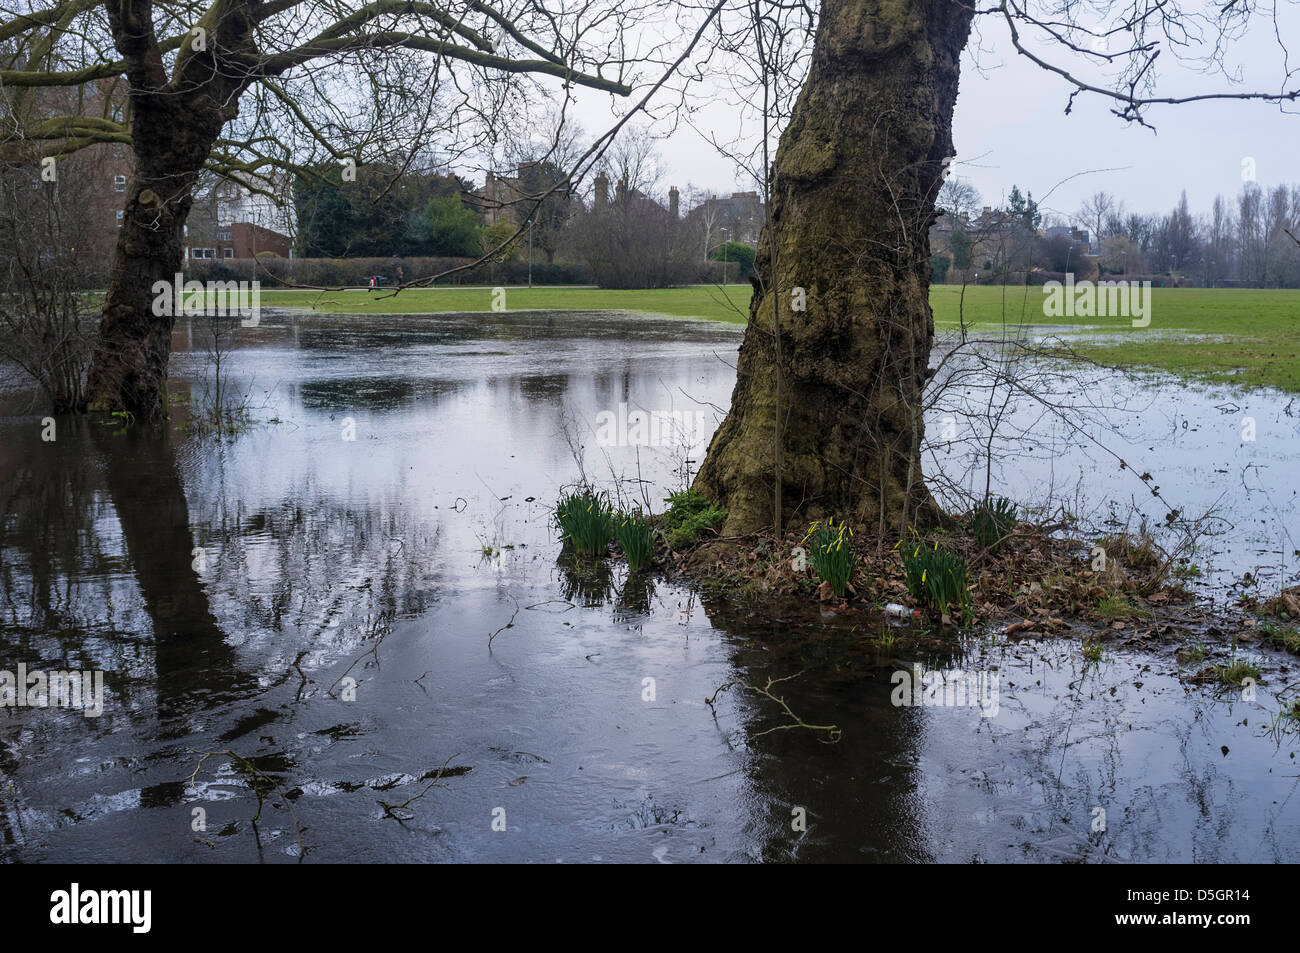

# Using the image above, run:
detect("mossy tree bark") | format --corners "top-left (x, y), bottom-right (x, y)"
top-left (83, 3), bottom-right (255, 422)
top-left (694, 0), bottom-right (974, 537)
top-left (81, 98), bottom-right (230, 422)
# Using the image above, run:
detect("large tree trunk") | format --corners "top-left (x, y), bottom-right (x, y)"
top-left (695, 0), bottom-right (974, 537)
top-left (83, 0), bottom-right (250, 424)
top-left (82, 96), bottom-right (225, 422)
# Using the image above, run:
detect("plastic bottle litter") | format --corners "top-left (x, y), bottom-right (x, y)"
top-left (883, 603), bottom-right (921, 619)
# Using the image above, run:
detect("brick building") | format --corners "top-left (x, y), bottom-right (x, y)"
top-left (182, 173), bottom-right (295, 263)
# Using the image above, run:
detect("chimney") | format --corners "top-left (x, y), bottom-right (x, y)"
top-left (616, 178), bottom-right (627, 203)
top-left (669, 185), bottom-right (679, 219)
top-left (594, 171), bottom-right (609, 207)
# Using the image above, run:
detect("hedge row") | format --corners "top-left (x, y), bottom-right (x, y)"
top-left (183, 256), bottom-right (593, 287)
top-left (182, 256), bottom-right (743, 288)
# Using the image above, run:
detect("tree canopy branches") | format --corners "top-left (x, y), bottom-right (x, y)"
top-left (0, 0), bottom-right (640, 171)
top-left (991, 0), bottom-right (1300, 125)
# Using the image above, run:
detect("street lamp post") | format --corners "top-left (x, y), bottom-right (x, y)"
top-left (720, 227), bottom-right (731, 284)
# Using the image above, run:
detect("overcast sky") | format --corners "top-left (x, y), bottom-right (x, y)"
top-left (569, 6), bottom-right (1299, 225)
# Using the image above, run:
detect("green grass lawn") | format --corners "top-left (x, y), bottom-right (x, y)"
top-left (254, 283), bottom-right (1300, 392)
top-left (928, 285), bottom-right (1300, 392)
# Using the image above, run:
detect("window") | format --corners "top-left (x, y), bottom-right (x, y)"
top-left (113, 174), bottom-right (126, 192)
top-left (116, 210), bottom-right (124, 228)
top-left (217, 228), bottom-right (231, 241)
top-left (223, 248), bottom-right (234, 259)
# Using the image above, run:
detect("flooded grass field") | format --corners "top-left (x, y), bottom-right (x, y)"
top-left (1, 311), bottom-right (1297, 862)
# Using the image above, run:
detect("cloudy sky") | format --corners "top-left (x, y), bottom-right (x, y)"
top-left (570, 4), bottom-right (1299, 225)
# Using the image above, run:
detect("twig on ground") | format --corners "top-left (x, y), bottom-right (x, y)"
top-left (707, 672), bottom-right (842, 743)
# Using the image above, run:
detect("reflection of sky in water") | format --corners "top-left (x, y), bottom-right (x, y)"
top-left (926, 330), bottom-right (1299, 595)
top-left (100, 310), bottom-right (1300, 600)
top-left (0, 310), bottom-right (1295, 863)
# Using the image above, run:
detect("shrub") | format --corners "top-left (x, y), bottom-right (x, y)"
top-left (803, 518), bottom-right (854, 597)
top-left (930, 253), bottom-right (951, 284)
top-left (614, 511), bottom-right (656, 571)
top-left (708, 241), bottom-right (756, 280)
top-left (900, 536), bottom-right (971, 620)
top-left (215, 256), bottom-right (592, 289)
top-left (971, 496), bottom-right (1017, 550)
top-left (660, 490), bottom-right (727, 550)
top-left (481, 221), bottom-right (520, 261)
top-left (554, 490), bottom-right (614, 557)
top-left (184, 260), bottom-right (245, 283)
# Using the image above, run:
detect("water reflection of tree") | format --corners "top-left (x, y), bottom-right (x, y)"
top-left (1, 413), bottom-right (451, 851)
top-left (91, 425), bottom-right (255, 729)
top-left (698, 591), bottom-right (966, 863)
top-left (194, 488), bottom-right (440, 638)
top-left (0, 421), bottom-right (257, 841)
top-left (515, 374), bottom-right (570, 405)
top-left (2, 417), bottom-right (438, 728)
top-left (0, 418), bottom-right (152, 696)
top-left (297, 377), bottom-right (463, 412)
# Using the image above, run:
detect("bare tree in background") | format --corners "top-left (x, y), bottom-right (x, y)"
top-left (568, 128), bottom-right (697, 288)
top-left (0, 148), bottom-right (101, 412)
top-left (938, 177), bottom-right (982, 223)
top-left (488, 113), bottom-right (589, 266)
top-left (1076, 191), bottom-right (1115, 250)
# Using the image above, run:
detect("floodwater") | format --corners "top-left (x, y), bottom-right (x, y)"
top-left (0, 310), bottom-right (1296, 863)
